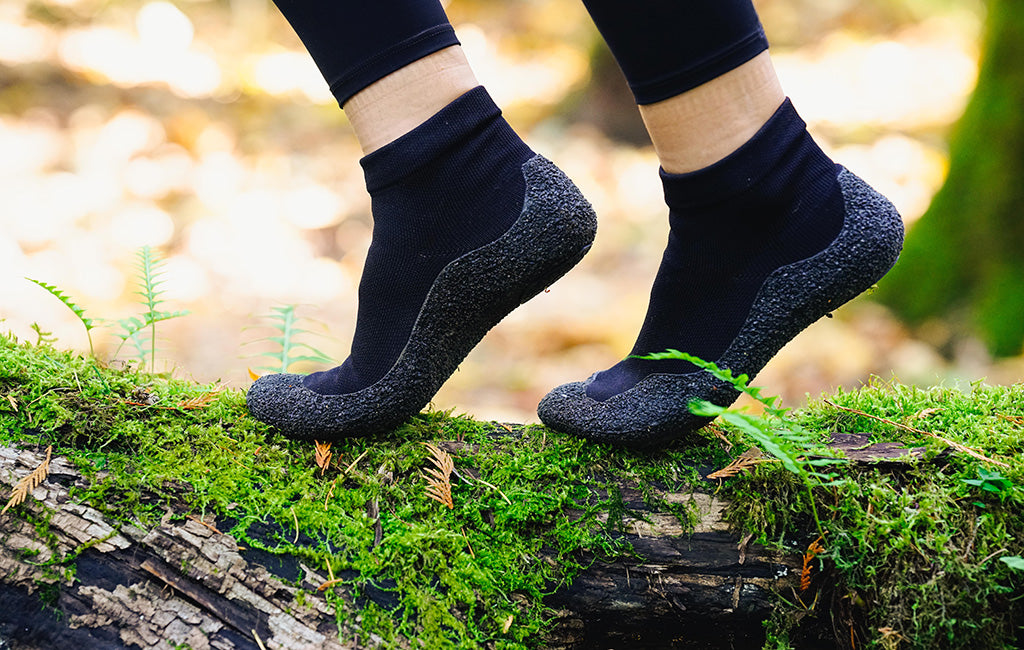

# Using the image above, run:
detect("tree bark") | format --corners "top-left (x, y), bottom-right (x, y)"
top-left (877, 0), bottom-right (1024, 356)
top-left (0, 443), bottom-right (801, 649)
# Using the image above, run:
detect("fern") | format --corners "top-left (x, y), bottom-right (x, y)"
top-left (638, 349), bottom-right (845, 535)
top-left (29, 323), bottom-right (57, 347)
top-left (245, 305), bottom-right (333, 373)
top-left (113, 316), bottom-right (150, 364)
top-left (25, 278), bottom-right (97, 356)
top-left (113, 246), bottom-right (189, 371)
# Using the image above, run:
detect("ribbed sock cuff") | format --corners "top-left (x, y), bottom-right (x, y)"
top-left (360, 86), bottom-right (508, 192)
top-left (660, 98), bottom-right (807, 208)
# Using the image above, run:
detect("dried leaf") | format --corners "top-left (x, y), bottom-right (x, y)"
top-left (708, 447), bottom-right (775, 479)
top-left (316, 578), bottom-right (345, 593)
top-left (314, 440), bottom-right (332, 476)
top-left (2, 446), bottom-right (52, 515)
top-left (913, 407), bottom-right (942, 419)
top-left (707, 424), bottom-right (732, 450)
top-left (6, 394), bottom-right (17, 412)
top-left (248, 368), bottom-right (261, 381)
top-left (800, 536), bottom-right (826, 593)
top-left (501, 614), bottom-right (514, 634)
top-left (423, 442), bottom-right (454, 509)
top-left (177, 390), bottom-right (220, 410)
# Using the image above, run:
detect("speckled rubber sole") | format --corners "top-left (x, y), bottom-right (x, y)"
top-left (246, 155), bottom-right (596, 441)
top-left (537, 167), bottom-right (904, 448)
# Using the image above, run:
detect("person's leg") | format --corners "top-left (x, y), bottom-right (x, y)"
top-left (538, 1), bottom-right (903, 446)
top-left (248, 1), bottom-right (597, 440)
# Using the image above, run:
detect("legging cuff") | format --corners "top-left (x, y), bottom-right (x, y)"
top-left (330, 24), bottom-right (460, 106)
top-left (631, 28), bottom-right (769, 105)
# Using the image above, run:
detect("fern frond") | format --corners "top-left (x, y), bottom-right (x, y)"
top-left (134, 245), bottom-right (167, 314)
top-left (2, 446), bottom-right (52, 515)
top-left (29, 323), bottom-right (57, 346)
top-left (123, 247), bottom-right (190, 372)
top-left (640, 349), bottom-right (845, 537)
top-left (25, 278), bottom-right (96, 356)
top-left (113, 316), bottom-right (149, 363)
top-left (245, 305), bottom-right (334, 373)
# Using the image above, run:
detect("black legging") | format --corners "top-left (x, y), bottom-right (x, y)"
top-left (272, 0), bottom-right (768, 107)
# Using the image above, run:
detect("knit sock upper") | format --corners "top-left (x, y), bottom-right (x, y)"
top-left (586, 99), bottom-right (845, 401)
top-left (303, 87), bottom-right (533, 395)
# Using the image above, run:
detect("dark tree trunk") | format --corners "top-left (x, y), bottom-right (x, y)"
top-left (0, 444), bottom-right (800, 649)
top-left (877, 0), bottom-right (1024, 356)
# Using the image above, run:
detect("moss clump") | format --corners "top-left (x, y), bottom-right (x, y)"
top-left (728, 380), bottom-right (1024, 649)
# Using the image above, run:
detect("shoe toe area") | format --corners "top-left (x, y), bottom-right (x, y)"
top-left (246, 373), bottom-right (307, 422)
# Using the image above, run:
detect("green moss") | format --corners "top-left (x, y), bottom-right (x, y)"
top-left (726, 380), bottom-right (1024, 648)
top-left (0, 333), bottom-right (698, 646)
top-left (2, 333), bottom-right (1021, 648)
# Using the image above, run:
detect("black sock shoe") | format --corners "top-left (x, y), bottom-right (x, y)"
top-left (538, 98), bottom-right (903, 447)
top-left (304, 86), bottom-right (533, 396)
top-left (585, 99), bottom-right (844, 401)
top-left (247, 86), bottom-right (598, 439)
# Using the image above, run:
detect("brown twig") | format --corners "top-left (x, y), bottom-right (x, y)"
top-left (822, 399), bottom-right (1009, 468)
top-left (186, 514), bottom-right (222, 536)
top-left (324, 477), bottom-right (338, 511)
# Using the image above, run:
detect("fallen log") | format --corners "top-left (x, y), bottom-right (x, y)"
top-left (0, 442), bottom-right (802, 649)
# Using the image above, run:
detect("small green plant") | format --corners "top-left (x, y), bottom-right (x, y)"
top-left (1000, 555), bottom-right (1024, 572)
top-left (638, 349), bottom-right (844, 535)
top-left (29, 323), bottom-right (57, 347)
top-left (24, 278), bottom-right (97, 356)
top-left (26, 246), bottom-right (188, 371)
top-left (113, 246), bottom-right (189, 372)
top-left (962, 468), bottom-right (1013, 495)
top-left (245, 305), bottom-right (333, 373)
top-left (962, 467), bottom-right (1015, 508)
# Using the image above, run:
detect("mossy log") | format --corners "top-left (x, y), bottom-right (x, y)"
top-left (0, 442), bottom-right (802, 649)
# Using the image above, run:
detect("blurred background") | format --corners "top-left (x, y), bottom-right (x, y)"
top-left (2, 0), bottom-right (1022, 423)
